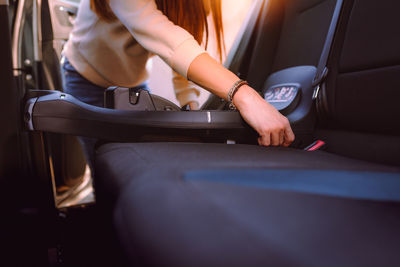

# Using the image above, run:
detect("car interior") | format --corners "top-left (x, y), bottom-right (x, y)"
top-left (1, 0), bottom-right (400, 266)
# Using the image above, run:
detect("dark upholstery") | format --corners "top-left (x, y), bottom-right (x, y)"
top-left (94, 0), bottom-right (400, 265)
top-left (116, 179), bottom-right (400, 267)
top-left (245, 0), bottom-right (338, 91)
top-left (271, 0), bottom-right (338, 72)
top-left (95, 143), bottom-right (400, 266)
top-left (339, 0), bottom-right (400, 73)
top-left (314, 129), bottom-right (400, 166)
top-left (324, 0), bottom-right (400, 134)
top-left (95, 142), bottom-right (399, 202)
top-left (316, 0), bottom-right (400, 164)
top-left (185, 169), bottom-right (400, 201)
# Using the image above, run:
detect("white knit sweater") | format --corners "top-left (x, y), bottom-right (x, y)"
top-left (64, 0), bottom-right (206, 106)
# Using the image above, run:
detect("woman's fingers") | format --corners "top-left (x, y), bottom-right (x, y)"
top-left (258, 134), bottom-right (271, 146)
top-left (257, 118), bottom-right (294, 147)
top-left (259, 128), bottom-right (290, 147)
top-left (283, 123), bottom-right (295, 147)
top-left (258, 137), bottom-right (263, 146)
top-left (271, 131), bottom-right (280, 146)
top-left (279, 130), bottom-right (285, 146)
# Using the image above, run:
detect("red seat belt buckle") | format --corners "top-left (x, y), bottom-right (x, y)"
top-left (304, 140), bottom-right (326, 151)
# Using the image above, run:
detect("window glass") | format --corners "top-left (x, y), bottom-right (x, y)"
top-left (149, 0), bottom-right (258, 107)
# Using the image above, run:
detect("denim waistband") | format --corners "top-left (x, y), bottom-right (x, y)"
top-left (61, 56), bottom-right (149, 91)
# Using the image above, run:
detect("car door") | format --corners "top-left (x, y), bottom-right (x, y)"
top-left (11, 0), bottom-right (92, 209)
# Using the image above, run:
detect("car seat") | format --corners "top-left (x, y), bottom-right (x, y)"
top-left (92, 0), bottom-right (400, 266)
top-left (21, 0), bottom-right (400, 265)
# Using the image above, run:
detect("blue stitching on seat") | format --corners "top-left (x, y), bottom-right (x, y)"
top-left (184, 169), bottom-right (400, 201)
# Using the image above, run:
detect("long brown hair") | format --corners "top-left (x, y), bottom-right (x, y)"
top-left (90, 0), bottom-right (225, 61)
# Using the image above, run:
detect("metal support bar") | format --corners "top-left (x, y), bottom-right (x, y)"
top-left (12, 0), bottom-right (26, 76)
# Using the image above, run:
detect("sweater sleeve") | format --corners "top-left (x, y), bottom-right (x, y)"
top-left (172, 70), bottom-right (200, 107)
top-left (109, 0), bottom-right (206, 78)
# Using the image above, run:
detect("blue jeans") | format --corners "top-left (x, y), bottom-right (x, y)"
top-left (61, 56), bottom-right (149, 174)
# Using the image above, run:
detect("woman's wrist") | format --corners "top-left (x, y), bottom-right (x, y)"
top-left (227, 80), bottom-right (248, 109)
top-left (232, 85), bottom-right (260, 111)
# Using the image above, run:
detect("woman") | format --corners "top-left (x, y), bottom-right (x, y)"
top-left (62, 0), bottom-right (294, 152)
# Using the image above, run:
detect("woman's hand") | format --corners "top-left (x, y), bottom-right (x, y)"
top-left (187, 53), bottom-right (295, 146)
top-left (233, 85), bottom-right (295, 147)
top-left (188, 101), bottom-right (199, 110)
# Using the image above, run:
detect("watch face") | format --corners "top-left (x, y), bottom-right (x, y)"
top-left (265, 85), bottom-right (299, 103)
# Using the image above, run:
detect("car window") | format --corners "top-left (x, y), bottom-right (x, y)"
top-left (149, 0), bottom-right (259, 107)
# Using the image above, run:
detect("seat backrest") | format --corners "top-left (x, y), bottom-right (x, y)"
top-left (245, 0), bottom-right (340, 91)
top-left (322, 0), bottom-right (400, 135)
top-left (315, 0), bottom-right (400, 166)
top-left (203, 0), bottom-right (341, 109)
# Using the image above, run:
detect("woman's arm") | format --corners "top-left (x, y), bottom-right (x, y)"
top-left (109, 0), bottom-right (294, 145)
top-left (188, 53), bottom-right (295, 147)
top-left (110, 0), bottom-right (205, 78)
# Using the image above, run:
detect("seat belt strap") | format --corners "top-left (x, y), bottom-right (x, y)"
top-left (312, 0), bottom-right (344, 98)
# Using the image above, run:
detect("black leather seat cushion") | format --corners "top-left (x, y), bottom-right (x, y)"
top-left (95, 143), bottom-right (400, 266)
